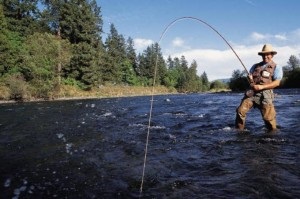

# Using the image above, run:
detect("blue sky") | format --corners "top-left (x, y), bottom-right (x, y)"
top-left (97, 0), bottom-right (300, 80)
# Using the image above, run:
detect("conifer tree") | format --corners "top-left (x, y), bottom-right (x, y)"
top-left (287, 55), bottom-right (300, 70)
top-left (138, 43), bottom-right (166, 86)
top-left (167, 56), bottom-right (174, 69)
top-left (176, 55), bottom-right (189, 91)
top-left (123, 37), bottom-right (139, 85)
top-left (0, 4), bottom-right (24, 76)
top-left (184, 60), bottom-right (202, 92)
top-left (58, 0), bottom-right (104, 88)
top-left (126, 37), bottom-right (138, 73)
top-left (229, 69), bottom-right (248, 91)
top-left (173, 57), bottom-right (181, 69)
top-left (200, 71), bottom-right (210, 91)
top-left (163, 56), bottom-right (179, 88)
top-left (40, 0), bottom-right (62, 33)
top-left (283, 55), bottom-right (300, 88)
top-left (153, 43), bottom-right (167, 85)
top-left (103, 23), bottom-right (127, 83)
top-left (0, 4), bottom-right (9, 75)
top-left (180, 55), bottom-right (189, 71)
top-left (1, 0), bottom-right (46, 36)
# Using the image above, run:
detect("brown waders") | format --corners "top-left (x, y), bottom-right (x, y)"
top-left (235, 89), bottom-right (277, 131)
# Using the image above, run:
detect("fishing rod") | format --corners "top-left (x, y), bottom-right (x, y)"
top-left (139, 16), bottom-right (250, 198)
top-left (159, 17), bottom-right (250, 75)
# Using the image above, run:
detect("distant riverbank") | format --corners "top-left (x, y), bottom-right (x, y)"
top-left (0, 85), bottom-right (178, 104)
top-left (0, 84), bottom-right (233, 104)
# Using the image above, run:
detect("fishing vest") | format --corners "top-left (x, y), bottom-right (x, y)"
top-left (252, 61), bottom-right (276, 85)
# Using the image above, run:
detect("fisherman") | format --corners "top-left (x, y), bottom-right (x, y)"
top-left (235, 44), bottom-right (283, 132)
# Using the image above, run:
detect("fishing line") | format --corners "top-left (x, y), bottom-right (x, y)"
top-left (139, 16), bottom-right (247, 197)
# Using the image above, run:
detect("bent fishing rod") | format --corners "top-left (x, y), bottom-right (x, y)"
top-left (160, 17), bottom-right (250, 76)
top-left (139, 16), bottom-right (250, 198)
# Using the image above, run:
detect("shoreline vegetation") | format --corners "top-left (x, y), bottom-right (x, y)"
top-left (0, 85), bottom-right (230, 104)
top-left (0, 85), bottom-right (175, 104)
top-left (1, 1), bottom-right (299, 104)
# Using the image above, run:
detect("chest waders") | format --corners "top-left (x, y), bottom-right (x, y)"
top-left (235, 62), bottom-right (277, 131)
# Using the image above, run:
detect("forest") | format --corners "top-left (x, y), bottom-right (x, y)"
top-left (0, 0), bottom-right (299, 101)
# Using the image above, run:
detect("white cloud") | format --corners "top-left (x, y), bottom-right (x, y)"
top-left (274, 34), bottom-right (287, 41)
top-left (250, 32), bottom-right (267, 41)
top-left (288, 28), bottom-right (300, 44)
top-left (172, 37), bottom-right (185, 47)
top-left (291, 28), bottom-right (300, 37)
top-left (133, 38), bottom-right (154, 52)
top-left (170, 48), bottom-right (245, 81)
top-left (167, 43), bottom-right (300, 81)
top-left (136, 29), bottom-right (300, 81)
top-left (244, 0), bottom-right (255, 6)
top-left (248, 32), bottom-right (289, 43)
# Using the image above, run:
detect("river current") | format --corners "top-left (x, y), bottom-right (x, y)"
top-left (0, 89), bottom-right (299, 198)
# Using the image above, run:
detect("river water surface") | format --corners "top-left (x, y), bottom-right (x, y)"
top-left (0, 89), bottom-right (299, 198)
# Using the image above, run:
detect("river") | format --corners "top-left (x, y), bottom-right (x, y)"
top-left (0, 89), bottom-right (299, 198)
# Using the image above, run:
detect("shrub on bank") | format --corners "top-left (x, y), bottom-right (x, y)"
top-left (56, 85), bottom-right (177, 99)
top-left (0, 85), bottom-right (10, 100)
top-left (5, 74), bottom-right (30, 101)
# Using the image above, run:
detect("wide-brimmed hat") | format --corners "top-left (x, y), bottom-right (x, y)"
top-left (258, 44), bottom-right (277, 55)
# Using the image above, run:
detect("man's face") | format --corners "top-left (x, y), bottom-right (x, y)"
top-left (261, 53), bottom-right (273, 63)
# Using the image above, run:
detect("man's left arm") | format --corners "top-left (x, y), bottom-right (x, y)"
top-left (252, 80), bottom-right (281, 91)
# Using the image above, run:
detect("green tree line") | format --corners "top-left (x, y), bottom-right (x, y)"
top-left (0, 0), bottom-right (226, 101)
top-left (1, 0), bottom-right (297, 100)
